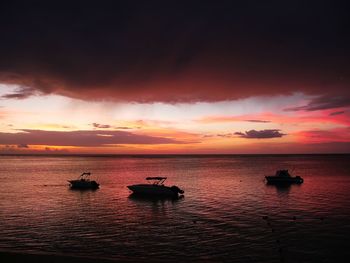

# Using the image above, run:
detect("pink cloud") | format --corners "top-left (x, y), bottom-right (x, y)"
top-left (294, 128), bottom-right (350, 143)
top-left (197, 111), bottom-right (350, 126)
top-left (0, 129), bottom-right (188, 147)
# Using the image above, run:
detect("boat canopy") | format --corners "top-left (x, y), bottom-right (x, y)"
top-left (146, 177), bottom-right (167, 185)
top-left (78, 172), bottom-right (91, 180)
top-left (275, 170), bottom-right (291, 177)
top-left (146, 177), bottom-right (167, 180)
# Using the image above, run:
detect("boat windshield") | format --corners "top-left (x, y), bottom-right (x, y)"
top-left (79, 172), bottom-right (91, 180)
top-left (276, 170), bottom-right (291, 177)
top-left (146, 177), bottom-right (167, 185)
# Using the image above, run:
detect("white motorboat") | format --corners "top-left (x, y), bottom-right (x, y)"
top-left (68, 172), bottom-right (100, 189)
top-left (127, 177), bottom-right (184, 197)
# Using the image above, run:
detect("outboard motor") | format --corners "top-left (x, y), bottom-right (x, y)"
top-left (295, 176), bottom-right (304, 184)
top-left (170, 186), bottom-right (184, 195)
top-left (91, 181), bottom-right (100, 189)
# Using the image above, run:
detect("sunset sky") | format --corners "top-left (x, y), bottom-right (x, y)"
top-left (0, 1), bottom-right (349, 154)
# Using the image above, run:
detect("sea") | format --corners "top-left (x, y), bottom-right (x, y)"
top-left (0, 154), bottom-right (349, 262)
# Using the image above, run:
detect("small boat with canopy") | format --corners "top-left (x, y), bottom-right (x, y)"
top-left (127, 177), bottom-right (184, 197)
top-left (265, 170), bottom-right (304, 185)
top-left (68, 172), bottom-right (100, 189)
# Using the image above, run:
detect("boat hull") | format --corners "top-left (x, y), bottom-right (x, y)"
top-left (265, 176), bottom-right (303, 185)
top-left (68, 180), bottom-right (99, 189)
top-left (127, 184), bottom-right (179, 197)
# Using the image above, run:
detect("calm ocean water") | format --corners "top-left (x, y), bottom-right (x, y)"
top-left (0, 155), bottom-right (349, 262)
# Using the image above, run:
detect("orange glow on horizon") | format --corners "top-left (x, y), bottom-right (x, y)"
top-left (0, 85), bottom-right (349, 154)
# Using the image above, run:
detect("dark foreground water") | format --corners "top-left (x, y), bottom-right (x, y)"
top-left (0, 155), bottom-right (349, 262)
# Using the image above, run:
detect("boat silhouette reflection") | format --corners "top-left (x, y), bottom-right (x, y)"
top-left (266, 182), bottom-right (304, 197)
top-left (273, 183), bottom-right (292, 196)
top-left (128, 192), bottom-right (184, 203)
top-left (68, 187), bottom-right (99, 192)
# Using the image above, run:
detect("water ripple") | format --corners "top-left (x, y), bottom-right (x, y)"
top-left (0, 155), bottom-right (349, 262)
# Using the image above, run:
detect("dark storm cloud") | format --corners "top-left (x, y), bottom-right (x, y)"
top-left (0, 1), bottom-right (349, 102)
top-left (285, 96), bottom-right (350, 111)
top-left (0, 129), bottom-right (184, 147)
top-left (329, 111), bottom-right (345, 116)
top-left (235, 129), bottom-right (286, 139)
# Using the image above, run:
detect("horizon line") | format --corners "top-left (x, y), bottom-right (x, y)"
top-left (0, 153), bottom-right (349, 158)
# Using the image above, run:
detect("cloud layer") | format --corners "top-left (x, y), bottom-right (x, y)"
top-left (285, 96), bottom-right (350, 111)
top-left (235, 129), bottom-right (286, 139)
top-left (0, 1), bottom-right (349, 102)
top-left (0, 129), bottom-right (183, 147)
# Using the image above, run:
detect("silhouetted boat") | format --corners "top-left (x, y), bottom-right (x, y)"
top-left (265, 170), bottom-right (303, 185)
top-left (68, 172), bottom-right (99, 189)
top-left (127, 177), bottom-right (184, 197)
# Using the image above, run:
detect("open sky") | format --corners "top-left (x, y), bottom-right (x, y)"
top-left (0, 1), bottom-right (349, 154)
